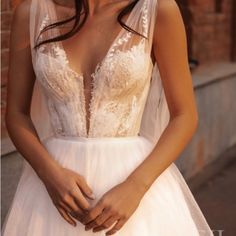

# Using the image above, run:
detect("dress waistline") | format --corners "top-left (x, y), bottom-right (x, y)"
top-left (43, 134), bottom-right (151, 144)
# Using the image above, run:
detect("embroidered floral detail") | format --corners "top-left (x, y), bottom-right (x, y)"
top-left (34, 0), bottom-right (153, 138)
top-left (51, 45), bottom-right (69, 66)
top-left (39, 14), bottom-right (50, 32)
top-left (142, 0), bottom-right (149, 37)
top-left (37, 14), bottom-right (50, 53)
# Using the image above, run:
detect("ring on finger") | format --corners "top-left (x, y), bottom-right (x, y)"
top-left (68, 211), bottom-right (77, 218)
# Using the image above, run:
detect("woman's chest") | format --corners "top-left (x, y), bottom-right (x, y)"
top-left (35, 38), bottom-right (152, 102)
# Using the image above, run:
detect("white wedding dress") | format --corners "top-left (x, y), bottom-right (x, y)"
top-left (2, 0), bottom-right (213, 235)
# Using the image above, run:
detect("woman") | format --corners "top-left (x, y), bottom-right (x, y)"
top-left (2, 0), bottom-right (213, 235)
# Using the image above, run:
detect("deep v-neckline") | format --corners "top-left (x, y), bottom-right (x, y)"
top-left (49, 0), bottom-right (138, 78)
top-left (48, 0), bottom-right (142, 137)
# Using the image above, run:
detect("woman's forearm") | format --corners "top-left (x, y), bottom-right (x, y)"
top-left (5, 112), bottom-right (60, 180)
top-left (125, 113), bottom-right (198, 194)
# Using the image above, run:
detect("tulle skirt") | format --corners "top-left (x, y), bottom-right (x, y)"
top-left (2, 135), bottom-right (213, 236)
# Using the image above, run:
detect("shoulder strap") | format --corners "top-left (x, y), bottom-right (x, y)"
top-left (30, 0), bottom-right (58, 64)
top-left (30, 0), bottom-right (54, 142)
top-left (109, 0), bottom-right (158, 55)
top-left (144, 0), bottom-right (159, 54)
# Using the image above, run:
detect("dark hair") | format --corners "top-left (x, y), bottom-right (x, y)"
top-left (34, 0), bottom-right (147, 50)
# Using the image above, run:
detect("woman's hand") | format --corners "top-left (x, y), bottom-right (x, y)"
top-left (40, 164), bottom-right (96, 227)
top-left (81, 178), bottom-right (147, 235)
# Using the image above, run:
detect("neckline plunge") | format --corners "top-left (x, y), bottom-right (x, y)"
top-left (49, 0), bottom-right (140, 78)
top-left (48, 0), bottom-right (143, 137)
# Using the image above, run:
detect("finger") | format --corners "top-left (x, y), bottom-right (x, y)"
top-left (60, 192), bottom-right (83, 213)
top-left (76, 177), bottom-right (95, 200)
top-left (93, 215), bottom-right (119, 233)
top-left (57, 205), bottom-right (77, 227)
top-left (105, 218), bottom-right (126, 235)
top-left (63, 197), bottom-right (84, 220)
top-left (58, 200), bottom-right (73, 213)
top-left (58, 201), bottom-right (80, 221)
top-left (82, 199), bottom-right (105, 224)
top-left (85, 207), bottom-right (112, 231)
top-left (58, 201), bottom-right (78, 220)
top-left (73, 189), bottom-right (91, 212)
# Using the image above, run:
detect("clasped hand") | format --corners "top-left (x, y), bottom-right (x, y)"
top-left (41, 165), bottom-right (146, 235)
top-left (81, 179), bottom-right (146, 235)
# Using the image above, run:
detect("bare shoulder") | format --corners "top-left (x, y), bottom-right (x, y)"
top-left (153, 0), bottom-right (185, 43)
top-left (156, 0), bottom-right (181, 20)
top-left (11, 0), bottom-right (32, 46)
top-left (12, 0), bottom-right (32, 30)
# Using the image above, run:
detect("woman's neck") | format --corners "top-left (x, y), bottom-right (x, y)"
top-left (52, 0), bottom-right (125, 13)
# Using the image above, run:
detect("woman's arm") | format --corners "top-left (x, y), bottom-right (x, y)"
top-left (125, 0), bottom-right (198, 192)
top-left (5, 0), bottom-right (94, 226)
top-left (81, 1), bottom-right (199, 234)
top-left (5, 0), bottom-right (59, 179)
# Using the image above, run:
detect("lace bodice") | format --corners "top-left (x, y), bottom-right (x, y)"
top-left (30, 0), bottom-right (168, 141)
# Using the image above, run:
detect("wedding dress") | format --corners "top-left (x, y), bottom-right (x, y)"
top-left (2, 0), bottom-right (213, 235)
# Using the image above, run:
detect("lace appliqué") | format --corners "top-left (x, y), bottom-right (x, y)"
top-left (37, 14), bottom-right (50, 53)
top-left (142, 0), bottom-right (149, 37)
top-left (52, 45), bottom-right (69, 66)
top-left (37, 14), bottom-right (69, 66)
top-left (35, 0), bottom-right (152, 138)
top-left (88, 39), bottom-right (150, 137)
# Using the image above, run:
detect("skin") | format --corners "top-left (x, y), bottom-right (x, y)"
top-left (6, 0), bottom-right (198, 235)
